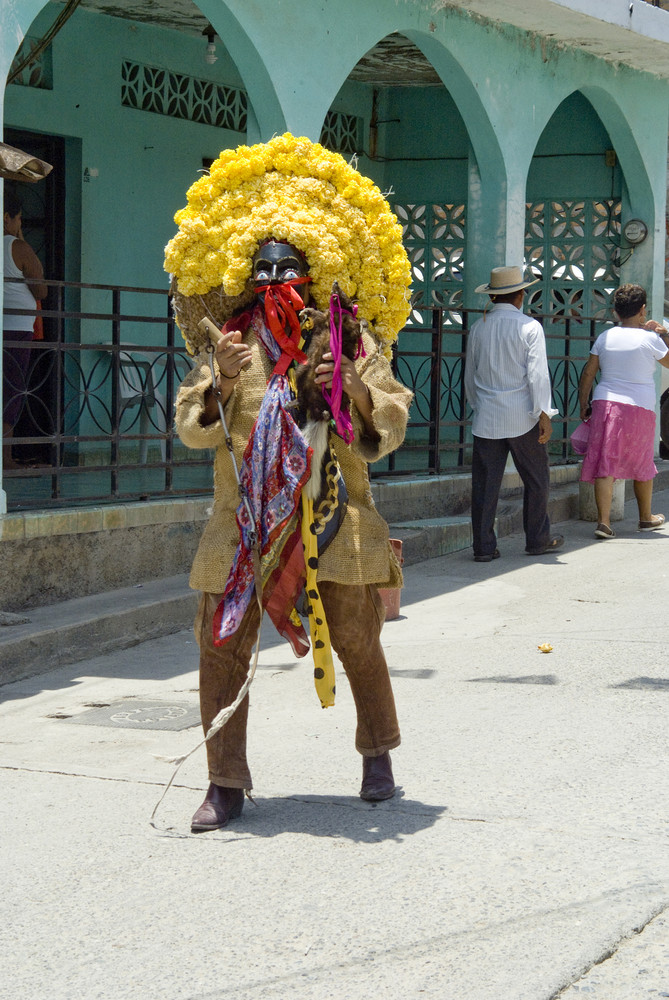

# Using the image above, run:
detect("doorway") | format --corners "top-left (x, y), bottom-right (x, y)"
top-left (3, 127), bottom-right (66, 463)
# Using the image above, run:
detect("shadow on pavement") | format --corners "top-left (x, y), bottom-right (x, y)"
top-left (155, 792), bottom-right (447, 844)
top-left (466, 673), bottom-right (559, 685)
top-left (611, 676), bottom-right (669, 690)
top-left (398, 493), bottom-right (669, 610)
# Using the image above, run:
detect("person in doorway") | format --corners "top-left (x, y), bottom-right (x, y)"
top-left (3, 189), bottom-right (47, 468)
top-left (578, 283), bottom-right (669, 539)
top-left (166, 134), bottom-right (413, 833)
top-left (464, 265), bottom-right (564, 562)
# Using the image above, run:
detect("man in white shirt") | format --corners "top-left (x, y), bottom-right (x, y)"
top-left (464, 265), bottom-right (564, 562)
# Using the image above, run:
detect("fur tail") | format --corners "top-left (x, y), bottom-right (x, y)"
top-left (302, 419), bottom-right (330, 501)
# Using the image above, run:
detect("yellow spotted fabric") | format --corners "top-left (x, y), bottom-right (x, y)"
top-left (300, 494), bottom-right (336, 708)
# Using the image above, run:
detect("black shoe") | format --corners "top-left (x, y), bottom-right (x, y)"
top-left (473, 548), bottom-right (500, 563)
top-left (191, 783), bottom-right (244, 832)
top-left (360, 752), bottom-right (396, 801)
top-left (526, 534), bottom-right (564, 555)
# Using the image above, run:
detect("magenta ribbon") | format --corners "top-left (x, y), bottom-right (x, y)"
top-left (321, 290), bottom-right (365, 444)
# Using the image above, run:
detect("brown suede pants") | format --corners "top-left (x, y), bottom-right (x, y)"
top-left (196, 582), bottom-right (401, 789)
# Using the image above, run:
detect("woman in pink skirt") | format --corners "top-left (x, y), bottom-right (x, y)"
top-left (578, 284), bottom-right (669, 539)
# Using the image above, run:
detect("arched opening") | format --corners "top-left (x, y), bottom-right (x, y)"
top-left (320, 31), bottom-right (505, 473)
top-left (2, 0), bottom-right (257, 498)
top-left (524, 90), bottom-right (629, 443)
top-left (523, 88), bottom-right (659, 451)
top-left (526, 91), bottom-right (623, 323)
top-left (320, 33), bottom-right (469, 331)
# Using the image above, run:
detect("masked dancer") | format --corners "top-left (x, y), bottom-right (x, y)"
top-left (166, 134), bottom-right (413, 832)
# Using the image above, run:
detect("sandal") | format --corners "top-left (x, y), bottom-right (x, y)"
top-left (638, 514), bottom-right (666, 531)
top-left (594, 523), bottom-right (615, 539)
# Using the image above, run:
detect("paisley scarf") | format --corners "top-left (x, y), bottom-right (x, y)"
top-left (212, 289), bottom-right (338, 707)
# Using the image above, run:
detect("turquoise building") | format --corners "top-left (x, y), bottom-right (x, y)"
top-left (2, 0), bottom-right (669, 512)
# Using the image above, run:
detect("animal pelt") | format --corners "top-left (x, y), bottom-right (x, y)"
top-left (293, 282), bottom-right (362, 501)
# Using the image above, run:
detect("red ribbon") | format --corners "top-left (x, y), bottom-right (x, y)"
top-left (254, 277), bottom-right (312, 375)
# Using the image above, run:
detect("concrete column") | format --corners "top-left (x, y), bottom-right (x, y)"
top-left (464, 151), bottom-right (507, 303)
top-left (503, 165), bottom-right (531, 268)
top-left (578, 480), bottom-right (625, 522)
top-left (465, 155), bottom-right (529, 306)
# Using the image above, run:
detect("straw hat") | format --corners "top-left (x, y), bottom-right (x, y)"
top-left (474, 265), bottom-right (538, 295)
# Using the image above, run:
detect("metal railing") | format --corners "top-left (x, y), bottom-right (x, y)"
top-left (386, 306), bottom-right (602, 477)
top-left (2, 278), bottom-right (204, 509)
top-left (3, 278), bottom-right (603, 509)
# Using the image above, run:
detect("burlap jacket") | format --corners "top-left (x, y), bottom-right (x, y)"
top-left (175, 326), bottom-right (413, 595)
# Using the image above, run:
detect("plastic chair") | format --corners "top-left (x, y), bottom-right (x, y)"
top-left (119, 351), bottom-right (166, 463)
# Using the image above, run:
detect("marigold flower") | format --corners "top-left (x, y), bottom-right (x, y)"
top-left (165, 133), bottom-right (411, 355)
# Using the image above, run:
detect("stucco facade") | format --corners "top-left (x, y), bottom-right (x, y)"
top-left (2, 0), bottom-right (669, 511)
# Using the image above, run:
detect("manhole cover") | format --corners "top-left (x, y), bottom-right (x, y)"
top-left (67, 700), bottom-right (201, 731)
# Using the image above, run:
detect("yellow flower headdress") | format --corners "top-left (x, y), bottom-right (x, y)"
top-left (164, 133), bottom-right (411, 355)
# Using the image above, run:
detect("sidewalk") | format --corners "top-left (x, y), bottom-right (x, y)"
top-left (0, 462), bottom-right (585, 684)
top-left (2, 490), bottom-right (669, 999)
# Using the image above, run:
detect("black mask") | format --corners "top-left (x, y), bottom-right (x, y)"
top-left (252, 240), bottom-right (310, 302)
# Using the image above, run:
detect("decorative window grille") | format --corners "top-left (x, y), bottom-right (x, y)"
top-left (389, 203), bottom-right (467, 465)
top-left (319, 112), bottom-right (361, 154)
top-left (393, 203), bottom-right (466, 328)
top-left (525, 199), bottom-right (621, 320)
top-left (525, 198), bottom-right (621, 424)
top-left (8, 37), bottom-right (53, 89)
top-left (121, 60), bottom-right (247, 132)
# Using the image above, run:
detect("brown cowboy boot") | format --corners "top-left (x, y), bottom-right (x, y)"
top-left (191, 783), bottom-right (244, 832)
top-left (360, 751), bottom-right (396, 801)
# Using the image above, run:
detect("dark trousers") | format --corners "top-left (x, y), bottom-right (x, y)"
top-left (471, 424), bottom-right (550, 556)
top-left (2, 329), bottom-right (33, 426)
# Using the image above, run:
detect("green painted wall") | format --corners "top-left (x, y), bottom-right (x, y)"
top-left (4, 5), bottom-right (249, 308)
top-left (528, 92), bottom-right (622, 199)
top-left (5, 2), bottom-right (667, 312)
top-left (328, 80), bottom-right (470, 203)
top-left (2, 0), bottom-right (669, 501)
top-left (373, 85), bottom-right (470, 204)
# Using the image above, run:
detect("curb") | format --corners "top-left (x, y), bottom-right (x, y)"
top-left (0, 576), bottom-right (197, 686)
top-left (3, 468), bottom-right (669, 686)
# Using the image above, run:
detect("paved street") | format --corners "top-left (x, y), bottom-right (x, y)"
top-left (2, 491), bottom-right (669, 1000)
